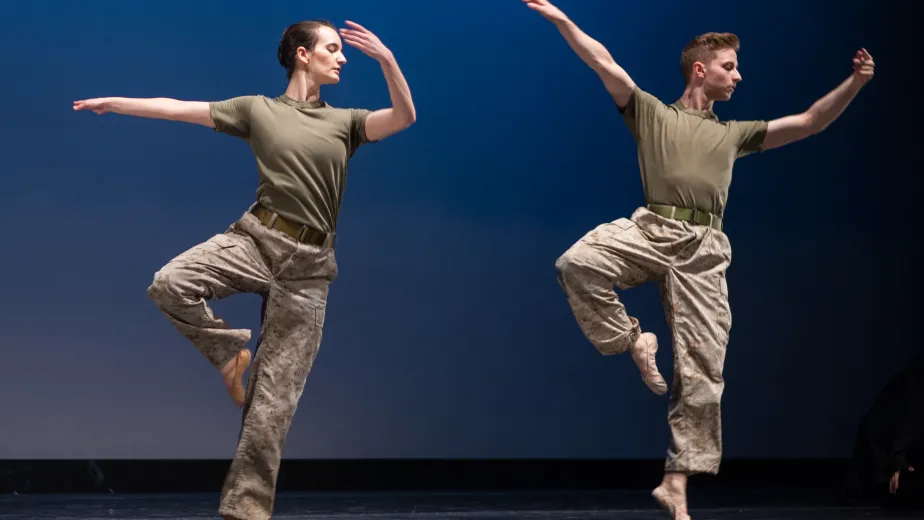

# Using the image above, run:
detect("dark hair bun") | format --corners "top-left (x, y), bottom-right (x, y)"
top-left (277, 41), bottom-right (289, 69)
top-left (276, 20), bottom-right (335, 79)
top-left (277, 29), bottom-right (292, 70)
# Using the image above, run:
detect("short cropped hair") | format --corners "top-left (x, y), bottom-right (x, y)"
top-left (680, 32), bottom-right (740, 84)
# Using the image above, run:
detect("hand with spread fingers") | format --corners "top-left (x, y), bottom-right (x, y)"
top-left (338, 20), bottom-right (416, 142)
top-left (339, 21), bottom-right (393, 63)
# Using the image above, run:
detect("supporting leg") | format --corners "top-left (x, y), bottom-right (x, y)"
top-left (218, 277), bottom-right (330, 520)
top-left (654, 229), bottom-right (733, 519)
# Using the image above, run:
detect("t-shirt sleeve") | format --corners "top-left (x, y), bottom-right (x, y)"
top-left (348, 108), bottom-right (374, 156)
top-left (619, 87), bottom-right (668, 139)
top-left (209, 96), bottom-right (258, 139)
top-left (730, 120), bottom-right (769, 158)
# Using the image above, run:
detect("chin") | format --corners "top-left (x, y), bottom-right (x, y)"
top-left (316, 72), bottom-right (340, 85)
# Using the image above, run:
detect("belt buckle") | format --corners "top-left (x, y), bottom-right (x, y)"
top-left (296, 226), bottom-right (335, 248)
top-left (296, 226), bottom-right (310, 243)
top-left (691, 208), bottom-right (713, 228)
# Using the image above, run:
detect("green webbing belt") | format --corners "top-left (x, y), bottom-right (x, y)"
top-left (647, 203), bottom-right (723, 231)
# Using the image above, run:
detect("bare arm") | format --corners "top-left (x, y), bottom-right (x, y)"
top-left (339, 21), bottom-right (416, 142)
top-left (523, 0), bottom-right (636, 108)
top-left (762, 49), bottom-right (874, 150)
top-left (73, 97), bottom-right (215, 127)
top-left (363, 56), bottom-right (416, 141)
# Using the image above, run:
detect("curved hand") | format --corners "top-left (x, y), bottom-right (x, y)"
top-left (339, 21), bottom-right (393, 62)
top-left (522, 0), bottom-right (566, 21)
top-left (73, 98), bottom-right (112, 115)
top-left (852, 48), bottom-right (875, 84)
top-left (341, 21), bottom-right (416, 141)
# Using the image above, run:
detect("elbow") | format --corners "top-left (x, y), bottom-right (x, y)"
top-left (399, 107), bottom-right (417, 129)
top-left (803, 111), bottom-right (826, 135)
top-left (590, 56), bottom-right (615, 74)
top-left (588, 44), bottom-right (618, 72)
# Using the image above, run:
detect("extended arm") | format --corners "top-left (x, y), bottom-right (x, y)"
top-left (339, 21), bottom-right (416, 142)
top-left (523, 0), bottom-right (635, 108)
top-left (762, 49), bottom-right (875, 150)
top-left (73, 97), bottom-right (215, 127)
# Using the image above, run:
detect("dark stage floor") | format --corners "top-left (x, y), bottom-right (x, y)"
top-left (0, 490), bottom-right (916, 520)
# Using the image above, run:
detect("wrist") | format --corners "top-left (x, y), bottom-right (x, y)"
top-left (551, 13), bottom-right (570, 26)
top-left (104, 97), bottom-right (121, 112)
top-left (849, 73), bottom-right (870, 89)
top-left (377, 50), bottom-right (396, 66)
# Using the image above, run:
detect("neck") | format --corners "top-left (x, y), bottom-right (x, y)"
top-left (284, 71), bottom-right (321, 103)
top-left (678, 84), bottom-right (713, 112)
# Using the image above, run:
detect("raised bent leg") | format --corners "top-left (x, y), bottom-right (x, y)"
top-left (218, 277), bottom-right (330, 520)
top-left (661, 230), bottom-right (733, 476)
top-left (147, 231), bottom-right (272, 370)
top-left (555, 218), bottom-right (665, 355)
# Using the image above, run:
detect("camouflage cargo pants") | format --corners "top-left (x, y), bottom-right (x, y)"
top-left (555, 206), bottom-right (732, 475)
top-left (146, 209), bottom-right (337, 520)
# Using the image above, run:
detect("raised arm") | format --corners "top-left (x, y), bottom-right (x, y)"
top-left (523, 0), bottom-right (636, 108)
top-left (73, 97), bottom-right (215, 127)
top-left (339, 21), bottom-right (416, 142)
top-left (762, 49), bottom-right (875, 150)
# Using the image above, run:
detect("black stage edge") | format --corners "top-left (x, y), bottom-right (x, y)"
top-left (0, 458), bottom-right (849, 495)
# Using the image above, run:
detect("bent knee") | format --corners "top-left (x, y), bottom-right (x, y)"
top-left (555, 248), bottom-right (583, 277)
top-left (556, 242), bottom-right (602, 283)
top-left (147, 269), bottom-right (180, 304)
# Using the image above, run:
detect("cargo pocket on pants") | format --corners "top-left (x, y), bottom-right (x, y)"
top-left (315, 304), bottom-right (326, 329)
top-left (716, 271), bottom-right (732, 340)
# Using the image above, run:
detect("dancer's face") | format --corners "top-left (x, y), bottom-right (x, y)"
top-left (695, 48), bottom-right (742, 101)
top-left (299, 25), bottom-right (347, 85)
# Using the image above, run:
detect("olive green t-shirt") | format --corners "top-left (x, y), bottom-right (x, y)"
top-left (619, 87), bottom-right (767, 218)
top-left (210, 94), bottom-right (373, 233)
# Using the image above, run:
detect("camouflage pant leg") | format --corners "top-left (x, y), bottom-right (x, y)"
top-left (555, 216), bottom-right (667, 355)
top-left (218, 213), bottom-right (337, 520)
top-left (146, 229), bottom-right (273, 369)
top-left (657, 220), bottom-right (733, 476)
top-left (558, 206), bottom-right (734, 475)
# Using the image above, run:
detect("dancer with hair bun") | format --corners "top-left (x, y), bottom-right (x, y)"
top-left (74, 19), bottom-right (416, 520)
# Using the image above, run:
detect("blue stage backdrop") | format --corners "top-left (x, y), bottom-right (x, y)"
top-left (0, 0), bottom-right (917, 460)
